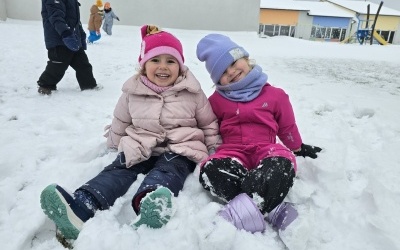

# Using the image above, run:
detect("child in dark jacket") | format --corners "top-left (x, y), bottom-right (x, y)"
top-left (197, 34), bottom-right (321, 249)
top-left (40, 25), bottom-right (219, 242)
top-left (36, 0), bottom-right (98, 94)
top-left (102, 2), bottom-right (120, 35)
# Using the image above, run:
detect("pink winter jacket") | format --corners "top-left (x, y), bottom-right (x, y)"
top-left (209, 83), bottom-right (302, 150)
top-left (105, 69), bottom-right (220, 168)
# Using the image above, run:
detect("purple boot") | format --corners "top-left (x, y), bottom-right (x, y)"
top-left (267, 202), bottom-right (311, 250)
top-left (219, 193), bottom-right (266, 233)
top-left (266, 202), bottom-right (298, 231)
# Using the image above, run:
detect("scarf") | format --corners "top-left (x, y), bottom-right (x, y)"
top-left (140, 75), bottom-right (172, 94)
top-left (215, 65), bottom-right (268, 102)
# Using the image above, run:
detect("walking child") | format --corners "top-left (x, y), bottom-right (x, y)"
top-left (36, 0), bottom-right (98, 95)
top-left (87, 4), bottom-right (102, 43)
top-left (197, 34), bottom-right (322, 249)
top-left (102, 2), bottom-right (120, 35)
top-left (40, 25), bottom-right (220, 242)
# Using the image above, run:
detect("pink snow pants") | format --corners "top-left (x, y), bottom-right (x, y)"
top-left (202, 143), bottom-right (297, 172)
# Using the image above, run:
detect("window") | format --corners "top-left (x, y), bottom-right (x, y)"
top-left (389, 31), bottom-right (395, 43)
top-left (280, 26), bottom-right (290, 36)
top-left (290, 26), bottom-right (296, 37)
top-left (379, 30), bottom-right (389, 43)
top-left (273, 26), bottom-right (279, 36)
top-left (331, 28), bottom-right (341, 39)
top-left (259, 24), bottom-right (296, 37)
top-left (340, 29), bottom-right (346, 41)
top-left (264, 25), bottom-right (275, 36)
top-left (326, 28), bottom-right (332, 38)
top-left (315, 27), bottom-right (322, 38)
top-left (311, 25), bottom-right (347, 41)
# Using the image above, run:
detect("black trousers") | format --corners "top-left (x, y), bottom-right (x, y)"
top-left (37, 46), bottom-right (97, 90)
top-left (200, 157), bottom-right (295, 214)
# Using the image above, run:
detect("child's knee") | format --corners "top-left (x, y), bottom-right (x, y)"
top-left (199, 158), bottom-right (247, 202)
top-left (242, 157), bottom-right (295, 213)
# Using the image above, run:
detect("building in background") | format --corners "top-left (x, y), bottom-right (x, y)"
top-left (292, 0), bottom-right (400, 11)
top-left (2, 0), bottom-right (399, 44)
top-left (259, 0), bottom-right (400, 44)
top-left (0, 0), bottom-right (260, 32)
top-left (326, 0), bottom-right (400, 44)
top-left (259, 0), bottom-right (353, 42)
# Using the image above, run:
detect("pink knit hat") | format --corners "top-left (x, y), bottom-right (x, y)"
top-left (138, 25), bottom-right (184, 70)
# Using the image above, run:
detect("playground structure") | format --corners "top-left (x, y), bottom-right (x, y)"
top-left (356, 1), bottom-right (388, 45)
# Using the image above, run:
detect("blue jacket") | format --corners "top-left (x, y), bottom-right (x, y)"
top-left (41, 0), bottom-right (86, 49)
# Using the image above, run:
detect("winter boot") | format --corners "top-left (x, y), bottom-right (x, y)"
top-left (131, 187), bottom-right (175, 229)
top-left (219, 193), bottom-right (266, 233)
top-left (266, 202), bottom-right (298, 230)
top-left (38, 85), bottom-right (58, 95)
top-left (40, 184), bottom-right (94, 240)
top-left (81, 85), bottom-right (103, 91)
top-left (267, 202), bottom-right (312, 250)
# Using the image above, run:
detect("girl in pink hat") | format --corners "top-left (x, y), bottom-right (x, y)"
top-left (40, 25), bottom-right (220, 243)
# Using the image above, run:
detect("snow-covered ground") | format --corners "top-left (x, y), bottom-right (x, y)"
top-left (1, 19), bottom-right (400, 250)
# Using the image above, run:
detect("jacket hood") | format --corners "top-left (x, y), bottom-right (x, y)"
top-left (90, 5), bottom-right (99, 14)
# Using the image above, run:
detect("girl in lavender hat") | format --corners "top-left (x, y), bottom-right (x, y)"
top-left (197, 34), bottom-right (322, 249)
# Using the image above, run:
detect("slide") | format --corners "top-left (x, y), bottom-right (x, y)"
top-left (373, 30), bottom-right (388, 45)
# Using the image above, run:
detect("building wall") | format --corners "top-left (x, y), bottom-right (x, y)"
top-left (310, 16), bottom-right (351, 41)
top-left (356, 14), bottom-right (400, 43)
top-left (258, 1), bottom-right (399, 44)
top-left (373, 15), bottom-right (400, 44)
top-left (0, 0), bottom-right (7, 21)
top-left (312, 16), bottom-right (350, 28)
top-left (297, 11), bottom-right (313, 39)
top-left (358, 14), bottom-right (400, 30)
top-left (3, 0), bottom-right (41, 21)
top-left (260, 9), bottom-right (299, 25)
top-left (1, 0), bottom-right (260, 31)
top-left (259, 9), bottom-right (351, 41)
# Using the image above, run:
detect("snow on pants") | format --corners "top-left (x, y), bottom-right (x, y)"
top-left (200, 143), bottom-right (296, 213)
top-left (77, 152), bottom-right (195, 214)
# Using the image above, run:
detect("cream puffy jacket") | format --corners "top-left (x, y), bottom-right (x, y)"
top-left (105, 69), bottom-right (220, 167)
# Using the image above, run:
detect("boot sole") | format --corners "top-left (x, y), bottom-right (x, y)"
top-left (40, 184), bottom-right (83, 240)
top-left (132, 187), bottom-right (174, 229)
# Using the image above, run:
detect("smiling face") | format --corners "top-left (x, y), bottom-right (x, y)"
top-left (143, 54), bottom-right (180, 87)
top-left (219, 58), bottom-right (252, 85)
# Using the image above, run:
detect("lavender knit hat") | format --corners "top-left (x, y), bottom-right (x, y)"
top-left (196, 34), bottom-right (249, 84)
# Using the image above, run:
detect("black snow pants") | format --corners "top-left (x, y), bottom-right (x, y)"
top-left (37, 46), bottom-right (97, 90)
top-left (199, 156), bottom-right (295, 214)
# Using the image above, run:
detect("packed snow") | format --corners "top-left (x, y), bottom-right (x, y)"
top-left (0, 19), bottom-right (400, 250)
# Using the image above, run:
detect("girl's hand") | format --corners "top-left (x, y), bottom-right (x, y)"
top-left (294, 143), bottom-right (322, 159)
